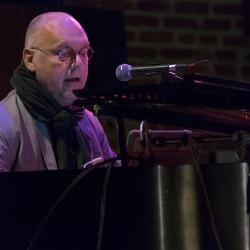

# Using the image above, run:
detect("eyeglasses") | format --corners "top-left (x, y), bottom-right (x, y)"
top-left (31, 46), bottom-right (94, 64)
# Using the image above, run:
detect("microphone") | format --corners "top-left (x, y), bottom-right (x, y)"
top-left (116, 63), bottom-right (189, 81)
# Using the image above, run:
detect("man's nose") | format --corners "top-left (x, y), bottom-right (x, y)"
top-left (75, 53), bottom-right (88, 67)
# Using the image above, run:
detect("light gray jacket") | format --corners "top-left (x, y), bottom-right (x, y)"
top-left (0, 90), bottom-right (115, 172)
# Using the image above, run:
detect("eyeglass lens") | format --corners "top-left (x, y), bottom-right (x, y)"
top-left (58, 47), bottom-right (94, 63)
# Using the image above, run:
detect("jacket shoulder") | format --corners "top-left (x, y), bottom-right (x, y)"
top-left (0, 90), bottom-right (20, 132)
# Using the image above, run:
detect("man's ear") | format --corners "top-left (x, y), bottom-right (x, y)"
top-left (23, 48), bottom-right (35, 72)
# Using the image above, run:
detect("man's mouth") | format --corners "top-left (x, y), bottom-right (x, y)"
top-left (65, 77), bottom-right (81, 83)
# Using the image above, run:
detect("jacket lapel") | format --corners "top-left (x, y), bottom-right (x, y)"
top-left (35, 120), bottom-right (58, 170)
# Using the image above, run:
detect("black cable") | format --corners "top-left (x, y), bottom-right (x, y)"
top-left (190, 143), bottom-right (224, 250)
top-left (96, 159), bottom-right (117, 250)
top-left (27, 157), bottom-right (119, 250)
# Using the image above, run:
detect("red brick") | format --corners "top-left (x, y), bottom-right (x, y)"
top-left (139, 31), bottom-right (174, 43)
top-left (200, 35), bottom-right (219, 45)
top-left (244, 54), bottom-right (250, 62)
top-left (126, 15), bottom-right (160, 27)
top-left (175, 2), bottom-right (209, 14)
top-left (223, 35), bottom-right (249, 47)
top-left (126, 31), bottom-right (136, 42)
top-left (159, 48), bottom-right (194, 59)
top-left (202, 19), bottom-right (231, 30)
top-left (179, 33), bottom-right (195, 44)
top-left (216, 50), bottom-right (237, 60)
top-left (193, 49), bottom-right (215, 59)
top-left (213, 4), bottom-right (243, 15)
top-left (235, 20), bottom-right (244, 30)
top-left (214, 64), bottom-right (235, 76)
top-left (164, 17), bottom-right (198, 29)
top-left (137, 1), bottom-right (170, 12)
top-left (127, 46), bottom-right (157, 58)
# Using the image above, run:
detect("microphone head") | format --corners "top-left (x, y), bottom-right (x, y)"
top-left (115, 64), bottom-right (132, 81)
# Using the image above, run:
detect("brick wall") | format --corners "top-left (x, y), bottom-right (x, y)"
top-left (64, 0), bottom-right (250, 82)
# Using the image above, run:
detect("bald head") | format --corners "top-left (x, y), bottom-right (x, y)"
top-left (22, 11), bottom-right (90, 106)
top-left (24, 12), bottom-right (86, 48)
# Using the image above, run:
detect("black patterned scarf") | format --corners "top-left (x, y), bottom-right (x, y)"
top-left (10, 62), bottom-right (87, 169)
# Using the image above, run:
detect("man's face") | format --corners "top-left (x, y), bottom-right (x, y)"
top-left (29, 18), bottom-right (89, 107)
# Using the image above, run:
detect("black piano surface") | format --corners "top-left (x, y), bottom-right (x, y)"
top-left (0, 164), bottom-right (248, 250)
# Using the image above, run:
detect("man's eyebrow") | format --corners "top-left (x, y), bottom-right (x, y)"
top-left (49, 40), bottom-right (68, 50)
top-left (50, 40), bottom-right (90, 51)
top-left (54, 43), bottom-right (67, 50)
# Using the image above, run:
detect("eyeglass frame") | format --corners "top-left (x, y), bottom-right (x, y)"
top-left (30, 45), bottom-right (94, 66)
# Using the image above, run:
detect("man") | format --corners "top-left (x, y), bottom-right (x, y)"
top-left (0, 11), bottom-right (116, 171)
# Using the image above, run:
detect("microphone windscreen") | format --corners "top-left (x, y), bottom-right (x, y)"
top-left (115, 64), bottom-right (132, 81)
